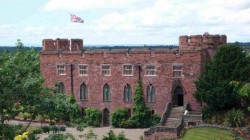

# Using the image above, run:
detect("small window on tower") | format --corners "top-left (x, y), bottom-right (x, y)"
top-left (145, 65), bottom-right (156, 76)
top-left (79, 64), bottom-right (88, 76)
top-left (102, 65), bottom-right (111, 76)
top-left (173, 64), bottom-right (183, 77)
top-left (57, 65), bottom-right (66, 75)
top-left (123, 64), bottom-right (133, 76)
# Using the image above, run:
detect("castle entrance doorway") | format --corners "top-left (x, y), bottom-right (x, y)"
top-left (173, 86), bottom-right (184, 106)
top-left (103, 108), bottom-right (110, 126)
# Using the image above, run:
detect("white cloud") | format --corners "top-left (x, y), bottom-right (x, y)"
top-left (43, 0), bottom-right (136, 11)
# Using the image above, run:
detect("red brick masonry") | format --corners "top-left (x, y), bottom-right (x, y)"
top-left (40, 33), bottom-right (226, 115)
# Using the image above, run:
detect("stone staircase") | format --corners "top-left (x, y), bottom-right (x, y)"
top-left (164, 106), bottom-right (183, 127)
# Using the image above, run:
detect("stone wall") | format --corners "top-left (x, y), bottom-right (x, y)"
top-left (40, 33), bottom-right (226, 116)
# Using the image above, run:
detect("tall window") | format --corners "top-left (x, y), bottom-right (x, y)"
top-left (80, 83), bottom-right (88, 100)
top-left (79, 64), bottom-right (88, 76)
top-left (56, 82), bottom-right (65, 94)
top-left (103, 83), bottom-right (111, 101)
top-left (124, 84), bottom-right (132, 102)
top-left (57, 65), bottom-right (66, 75)
top-left (173, 65), bottom-right (183, 77)
top-left (123, 65), bottom-right (133, 76)
top-left (146, 65), bottom-right (156, 76)
top-left (147, 84), bottom-right (155, 102)
top-left (102, 65), bottom-right (111, 76)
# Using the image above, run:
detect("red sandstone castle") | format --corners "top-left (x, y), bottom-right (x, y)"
top-left (40, 33), bottom-right (226, 126)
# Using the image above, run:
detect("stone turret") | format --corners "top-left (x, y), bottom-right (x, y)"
top-left (179, 32), bottom-right (227, 50)
top-left (42, 38), bottom-right (83, 51)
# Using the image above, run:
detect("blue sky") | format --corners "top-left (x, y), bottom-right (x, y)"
top-left (0, 0), bottom-right (250, 46)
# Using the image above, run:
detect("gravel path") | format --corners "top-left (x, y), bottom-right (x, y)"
top-left (6, 120), bottom-right (147, 140)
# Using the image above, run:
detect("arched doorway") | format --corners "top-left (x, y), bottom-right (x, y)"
top-left (103, 108), bottom-right (110, 126)
top-left (173, 86), bottom-right (184, 106)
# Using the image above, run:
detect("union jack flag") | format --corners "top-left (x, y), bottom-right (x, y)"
top-left (70, 14), bottom-right (84, 23)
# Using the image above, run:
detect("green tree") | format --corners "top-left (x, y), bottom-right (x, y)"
top-left (126, 80), bottom-right (160, 128)
top-left (239, 83), bottom-right (250, 111)
top-left (194, 44), bottom-right (250, 111)
top-left (0, 40), bottom-right (44, 139)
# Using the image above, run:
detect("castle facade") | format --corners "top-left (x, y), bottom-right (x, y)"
top-left (40, 33), bottom-right (226, 126)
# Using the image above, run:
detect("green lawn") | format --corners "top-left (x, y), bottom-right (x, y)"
top-left (180, 127), bottom-right (236, 140)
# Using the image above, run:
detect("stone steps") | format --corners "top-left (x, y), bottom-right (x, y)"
top-left (164, 106), bottom-right (183, 127)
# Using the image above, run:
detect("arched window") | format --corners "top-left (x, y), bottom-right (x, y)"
top-left (80, 83), bottom-right (88, 100)
top-left (147, 84), bottom-right (155, 102)
top-left (124, 84), bottom-right (132, 102)
top-left (56, 82), bottom-right (65, 94)
top-left (103, 83), bottom-right (110, 101)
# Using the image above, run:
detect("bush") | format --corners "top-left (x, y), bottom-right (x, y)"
top-left (51, 125), bottom-right (59, 133)
top-left (83, 129), bottom-right (98, 140)
top-left (32, 128), bottom-right (43, 134)
top-left (202, 106), bottom-right (213, 121)
top-left (84, 108), bottom-right (102, 127)
top-left (45, 133), bottom-right (76, 140)
top-left (111, 108), bottom-right (129, 128)
top-left (59, 126), bottom-right (66, 131)
top-left (102, 130), bottom-right (128, 140)
top-left (226, 109), bottom-right (245, 127)
top-left (28, 133), bottom-right (39, 140)
top-left (0, 124), bottom-right (22, 140)
top-left (151, 114), bottom-right (161, 126)
top-left (41, 125), bottom-right (51, 133)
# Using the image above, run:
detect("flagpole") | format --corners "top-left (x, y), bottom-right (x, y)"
top-left (69, 13), bottom-right (72, 52)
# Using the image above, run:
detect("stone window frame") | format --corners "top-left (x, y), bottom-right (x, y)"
top-left (122, 64), bottom-right (134, 76)
top-left (101, 64), bottom-right (111, 76)
top-left (145, 64), bottom-right (157, 76)
top-left (124, 84), bottom-right (132, 102)
top-left (80, 82), bottom-right (88, 100)
top-left (79, 64), bottom-right (88, 76)
top-left (172, 63), bottom-right (183, 77)
top-left (147, 84), bottom-right (155, 103)
top-left (57, 64), bottom-right (66, 75)
top-left (103, 83), bottom-right (111, 101)
top-left (56, 82), bottom-right (65, 94)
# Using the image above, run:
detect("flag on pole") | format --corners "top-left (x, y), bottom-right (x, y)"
top-left (70, 14), bottom-right (84, 23)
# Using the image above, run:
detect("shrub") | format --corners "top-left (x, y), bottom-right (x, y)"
top-left (59, 126), bottom-right (66, 131)
top-left (41, 125), bottom-right (51, 133)
top-left (28, 133), bottom-right (39, 140)
top-left (103, 130), bottom-right (128, 140)
top-left (32, 128), bottom-right (43, 134)
top-left (111, 108), bottom-right (129, 128)
top-left (51, 125), bottom-right (59, 133)
top-left (202, 106), bottom-right (213, 121)
top-left (151, 114), bottom-right (161, 126)
top-left (226, 109), bottom-right (245, 127)
top-left (45, 133), bottom-right (76, 140)
top-left (83, 129), bottom-right (98, 140)
top-left (0, 124), bottom-right (22, 140)
top-left (85, 108), bottom-right (102, 127)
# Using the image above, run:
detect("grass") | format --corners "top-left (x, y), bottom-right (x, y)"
top-left (180, 127), bottom-right (236, 140)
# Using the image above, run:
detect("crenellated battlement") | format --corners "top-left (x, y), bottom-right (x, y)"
top-left (42, 38), bottom-right (83, 51)
top-left (179, 32), bottom-right (227, 50)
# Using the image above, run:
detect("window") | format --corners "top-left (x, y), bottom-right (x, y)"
top-left (79, 64), bottom-right (88, 76)
top-left (102, 65), bottom-right (111, 76)
top-left (123, 65), bottom-right (133, 76)
top-left (173, 65), bottom-right (183, 77)
top-left (124, 84), bottom-right (132, 102)
top-left (147, 84), bottom-right (155, 102)
top-left (146, 65), bottom-right (156, 76)
top-left (57, 65), bottom-right (66, 75)
top-left (80, 83), bottom-right (88, 100)
top-left (56, 82), bottom-right (65, 94)
top-left (103, 83), bottom-right (111, 101)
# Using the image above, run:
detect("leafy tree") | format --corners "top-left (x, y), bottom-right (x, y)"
top-left (126, 80), bottom-right (160, 128)
top-left (0, 40), bottom-right (43, 130)
top-left (194, 44), bottom-right (250, 111)
top-left (239, 83), bottom-right (250, 111)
